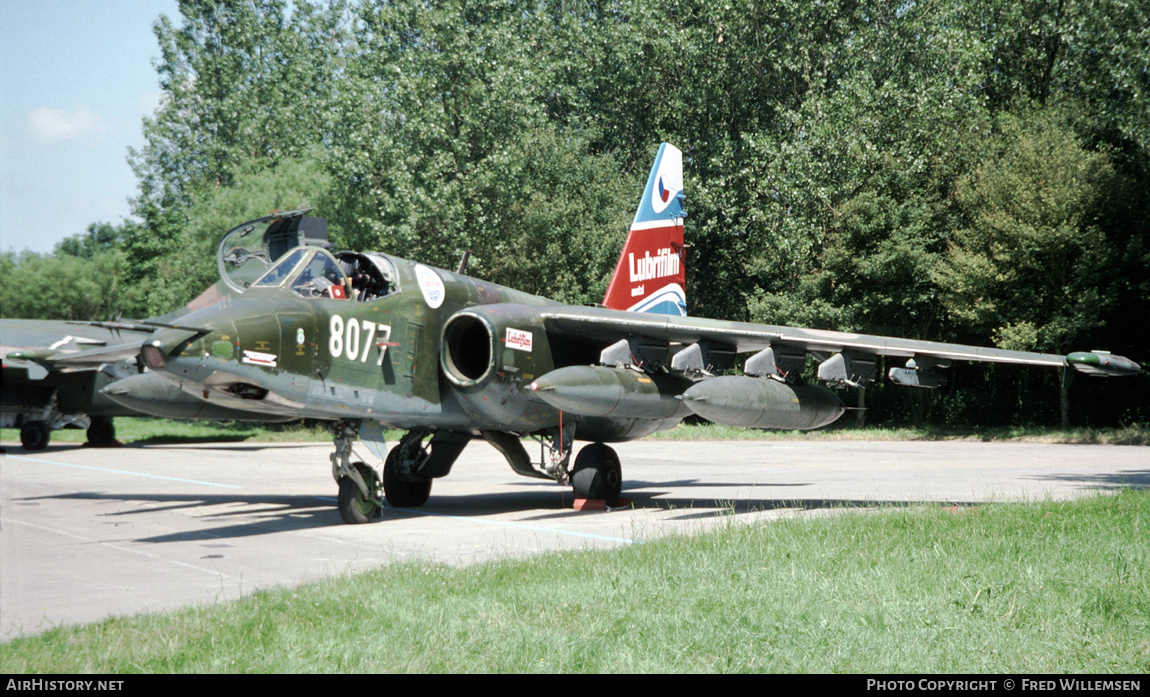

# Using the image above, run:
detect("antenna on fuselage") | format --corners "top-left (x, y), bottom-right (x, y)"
top-left (457, 250), bottom-right (472, 274)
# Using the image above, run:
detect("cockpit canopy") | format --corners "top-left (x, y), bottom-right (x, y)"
top-left (252, 247), bottom-right (399, 302)
top-left (216, 208), bottom-right (331, 293)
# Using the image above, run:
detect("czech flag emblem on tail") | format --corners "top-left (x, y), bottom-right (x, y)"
top-left (602, 143), bottom-right (687, 316)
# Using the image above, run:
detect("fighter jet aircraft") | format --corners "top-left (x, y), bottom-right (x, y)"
top-left (2, 210), bottom-right (332, 449)
top-left (113, 144), bottom-right (1141, 524)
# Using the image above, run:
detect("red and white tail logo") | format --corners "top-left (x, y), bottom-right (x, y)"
top-left (602, 143), bottom-right (686, 316)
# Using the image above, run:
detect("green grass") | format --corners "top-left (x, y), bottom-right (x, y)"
top-left (649, 421), bottom-right (1150, 445)
top-left (1, 418), bottom-right (336, 446)
top-left (5, 419), bottom-right (1148, 448)
top-left (3, 490), bottom-right (1148, 673)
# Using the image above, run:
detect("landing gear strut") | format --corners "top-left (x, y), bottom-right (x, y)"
top-left (330, 422), bottom-right (382, 524)
top-left (383, 431), bottom-right (434, 507)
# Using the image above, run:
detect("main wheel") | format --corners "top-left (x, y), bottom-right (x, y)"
top-left (571, 443), bottom-right (622, 504)
top-left (383, 445), bottom-right (432, 507)
top-left (20, 421), bottom-right (50, 451)
top-left (86, 417), bottom-right (118, 447)
top-left (338, 462), bottom-right (381, 524)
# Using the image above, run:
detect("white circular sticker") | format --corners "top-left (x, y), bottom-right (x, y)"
top-left (414, 264), bottom-right (446, 309)
top-left (296, 328), bottom-right (305, 345)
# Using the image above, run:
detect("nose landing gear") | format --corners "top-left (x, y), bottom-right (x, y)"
top-left (331, 422), bottom-right (383, 524)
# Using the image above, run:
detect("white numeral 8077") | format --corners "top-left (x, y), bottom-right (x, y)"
top-left (329, 315), bottom-right (390, 365)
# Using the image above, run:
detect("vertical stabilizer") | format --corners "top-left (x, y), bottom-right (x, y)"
top-left (602, 143), bottom-right (687, 316)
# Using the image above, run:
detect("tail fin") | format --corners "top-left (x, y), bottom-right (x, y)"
top-left (602, 143), bottom-right (687, 316)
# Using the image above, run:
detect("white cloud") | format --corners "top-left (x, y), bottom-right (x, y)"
top-left (26, 105), bottom-right (107, 145)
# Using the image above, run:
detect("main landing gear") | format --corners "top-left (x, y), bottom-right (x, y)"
top-left (330, 424), bottom-right (470, 524)
top-left (85, 417), bottom-right (118, 448)
top-left (570, 443), bottom-right (622, 505)
top-left (533, 427), bottom-right (623, 506)
top-left (381, 431), bottom-right (435, 508)
top-left (488, 426), bottom-right (625, 507)
top-left (328, 421), bottom-right (627, 523)
top-left (20, 421), bottom-right (50, 451)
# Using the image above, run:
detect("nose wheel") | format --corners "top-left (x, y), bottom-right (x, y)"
top-left (337, 461), bottom-right (382, 524)
top-left (331, 422), bottom-right (383, 524)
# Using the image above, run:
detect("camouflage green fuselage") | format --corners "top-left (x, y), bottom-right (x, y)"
top-left (153, 252), bottom-right (676, 442)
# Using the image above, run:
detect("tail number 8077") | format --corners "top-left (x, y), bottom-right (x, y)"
top-left (329, 315), bottom-right (391, 365)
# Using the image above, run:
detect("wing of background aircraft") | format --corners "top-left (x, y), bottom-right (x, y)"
top-left (2, 209), bottom-right (332, 450)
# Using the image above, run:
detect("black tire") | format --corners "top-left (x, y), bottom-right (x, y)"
top-left (571, 443), bottom-right (622, 504)
top-left (86, 418), bottom-right (117, 447)
top-left (383, 445), bottom-right (432, 507)
top-left (337, 462), bottom-right (380, 524)
top-left (20, 421), bottom-right (50, 451)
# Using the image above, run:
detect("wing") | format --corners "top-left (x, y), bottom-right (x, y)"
top-left (2, 320), bottom-right (209, 371)
top-left (540, 306), bottom-right (1140, 384)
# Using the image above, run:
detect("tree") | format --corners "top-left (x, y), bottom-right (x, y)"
top-left (933, 108), bottom-right (1120, 426)
top-left (327, 0), bottom-right (636, 301)
top-left (142, 154), bottom-right (338, 314)
top-left (124, 0), bottom-right (351, 312)
top-left (0, 222), bottom-right (143, 321)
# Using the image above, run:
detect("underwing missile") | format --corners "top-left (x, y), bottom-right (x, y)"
top-left (888, 367), bottom-right (947, 388)
top-left (101, 372), bottom-right (294, 422)
top-left (1066, 352), bottom-right (1142, 377)
top-left (679, 376), bottom-right (845, 430)
top-left (528, 365), bottom-right (689, 419)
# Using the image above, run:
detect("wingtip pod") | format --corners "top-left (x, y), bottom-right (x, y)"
top-left (602, 143), bottom-right (687, 316)
top-left (1066, 351), bottom-right (1142, 377)
top-left (6, 350), bottom-right (55, 361)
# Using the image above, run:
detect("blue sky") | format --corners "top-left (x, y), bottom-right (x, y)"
top-left (0, 0), bottom-right (179, 254)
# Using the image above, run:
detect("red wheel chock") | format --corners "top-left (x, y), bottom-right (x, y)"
top-left (573, 498), bottom-right (632, 511)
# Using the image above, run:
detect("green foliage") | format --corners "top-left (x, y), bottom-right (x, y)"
top-left (54, 222), bottom-right (125, 259)
top-left (143, 154), bottom-right (337, 315)
top-left (0, 250), bottom-right (130, 321)
top-left (0, 223), bottom-right (145, 320)
top-left (331, 0), bottom-right (562, 262)
top-left (453, 128), bottom-right (636, 304)
top-left (935, 108), bottom-right (1118, 354)
top-left (125, 0), bottom-right (349, 309)
top-left (326, 1), bottom-right (637, 302)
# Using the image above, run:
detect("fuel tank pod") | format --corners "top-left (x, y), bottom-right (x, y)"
top-left (528, 365), bottom-right (690, 420)
top-left (680, 376), bottom-right (845, 430)
top-left (101, 372), bottom-right (295, 422)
